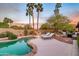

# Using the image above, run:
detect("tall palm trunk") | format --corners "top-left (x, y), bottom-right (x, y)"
top-left (37, 11), bottom-right (40, 32)
top-left (32, 14), bottom-right (34, 29)
top-left (29, 14), bottom-right (31, 25)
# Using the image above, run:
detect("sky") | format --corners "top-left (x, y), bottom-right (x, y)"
top-left (0, 3), bottom-right (79, 24)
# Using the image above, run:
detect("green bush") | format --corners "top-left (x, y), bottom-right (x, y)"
top-left (77, 36), bottom-right (79, 47)
top-left (0, 33), bottom-right (7, 38)
top-left (0, 22), bottom-right (9, 28)
top-left (6, 32), bottom-right (17, 40)
top-left (0, 32), bottom-right (17, 40)
top-left (40, 23), bottom-right (50, 30)
top-left (24, 25), bottom-right (28, 36)
top-left (24, 28), bottom-right (28, 36)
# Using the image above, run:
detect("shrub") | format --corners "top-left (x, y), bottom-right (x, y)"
top-left (0, 32), bottom-right (17, 40)
top-left (24, 28), bottom-right (28, 36)
top-left (6, 32), bottom-right (17, 40)
top-left (25, 24), bottom-right (32, 29)
top-left (0, 33), bottom-right (7, 38)
top-left (28, 30), bottom-right (37, 35)
top-left (77, 36), bottom-right (79, 47)
top-left (10, 26), bottom-right (23, 30)
top-left (0, 22), bottom-right (9, 28)
top-left (40, 23), bottom-right (50, 30)
top-left (24, 25), bottom-right (28, 36)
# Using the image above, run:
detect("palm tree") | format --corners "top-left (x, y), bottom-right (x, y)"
top-left (26, 4), bottom-right (31, 26)
top-left (26, 3), bottom-right (35, 29)
top-left (55, 3), bottom-right (62, 9)
top-left (35, 3), bottom-right (43, 32)
top-left (54, 3), bottom-right (62, 16)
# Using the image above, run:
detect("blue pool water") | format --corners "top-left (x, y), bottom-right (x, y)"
top-left (0, 38), bottom-right (32, 56)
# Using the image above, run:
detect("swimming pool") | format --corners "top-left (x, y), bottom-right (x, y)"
top-left (0, 37), bottom-right (32, 56)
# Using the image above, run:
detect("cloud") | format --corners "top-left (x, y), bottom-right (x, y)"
top-left (0, 3), bottom-right (20, 13)
top-left (0, 3), bottom-right (26, 22)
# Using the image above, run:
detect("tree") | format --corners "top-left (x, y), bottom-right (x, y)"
top-left (3, 17), bottom-right (13, 27)
top-left (47, 3), bottom-right (70, 32)
top-left (55, 3), bottom-right (62, 9)
top-left (26, 4), bottom-right (32, 26)
top-left (35, 3), bottom-right (43, 31)
top-left (40, 23), bottom-right (50, 30)
top-left (54, 3), bottom-right (62, 16)
top-left (47, 15), bottom-right (69, 24)
top-left (47, 15), bottom-right (70, 32)
top-left (3, 17), bottom-right (13, 23)
top-left (26, 3), bottom-right (35, 29)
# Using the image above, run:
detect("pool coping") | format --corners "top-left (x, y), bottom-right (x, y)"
top-left (26, 41), bottom-right (37, 56)
top-left (18, 36), bottom-right (37, 56)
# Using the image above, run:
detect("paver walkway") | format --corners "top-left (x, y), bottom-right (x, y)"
top-left (29, 37), bottom-right (78, 56)
top-left (72, 40), bottom-right (79, 56)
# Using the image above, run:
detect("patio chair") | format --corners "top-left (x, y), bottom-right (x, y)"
top-left (41, 32), bottom-right (50, 37)
top-left (72, 32), bottom-right (77, 39)
top-left (41, 33), bottom-right (54, 39)
top-left (60, 31), bottom-right (67, 37)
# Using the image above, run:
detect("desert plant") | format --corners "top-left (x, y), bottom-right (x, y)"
top-left (24, 25), bottom-right (28, 36)
top-left (6, 32), bottom-right (17, 40)
top-left (40, 23), bottom-right (50, 30)
top-left (0, 33), bottom-right (7, 38)
top-left (0, 22), bottom-right (9, 28)
top-left (28, 30), bottom-right (37, 35)
top-left (10, 25), bottom-right (23, 30)
top-left (25, 24), bottom-right (33, 29)
top-left (0, 32), bottom-right (17, 40)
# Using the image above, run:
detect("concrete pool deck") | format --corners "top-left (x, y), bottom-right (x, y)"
top-left (29, 37), bottom-right (78, 56)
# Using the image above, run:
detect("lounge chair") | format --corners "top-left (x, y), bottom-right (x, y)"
top-left (41, 33), bottom-right (54, 39)
top-left (41, 32), bottom-right (50, 37)
top-left (60, 31), bottom-right (67, 37)
top-left (72, 32), bottom-right (77, 39)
